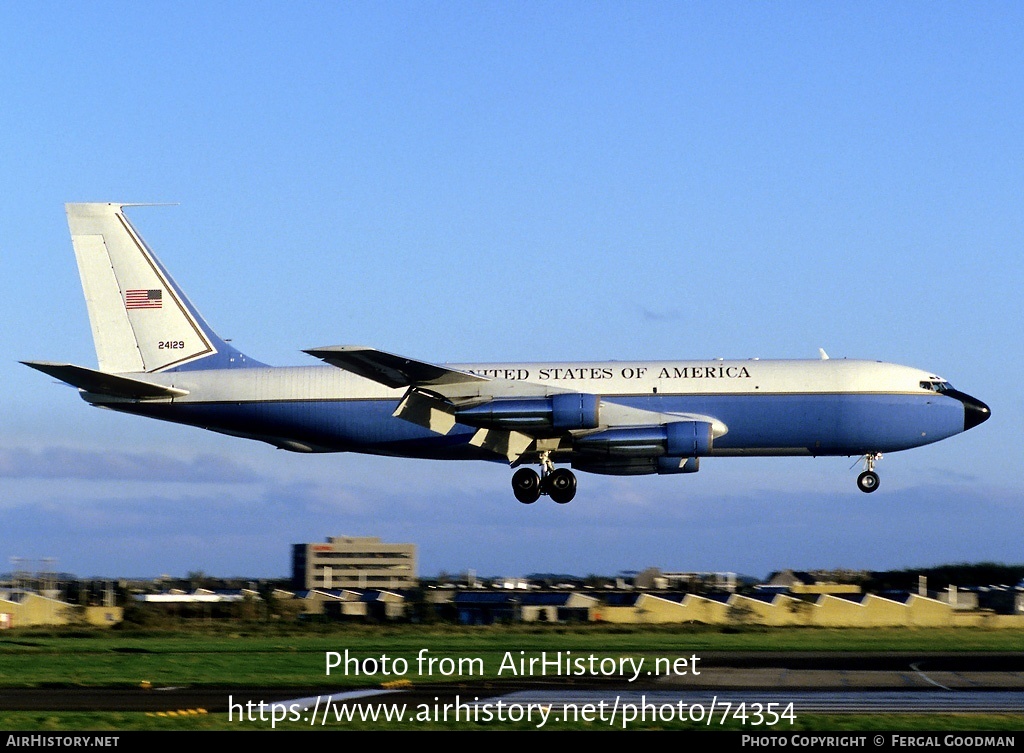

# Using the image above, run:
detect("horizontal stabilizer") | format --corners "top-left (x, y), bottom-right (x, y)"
top-left (304, 346), bottom-right (487, 389)
top-left (21, 361), bottom-right (188, 400)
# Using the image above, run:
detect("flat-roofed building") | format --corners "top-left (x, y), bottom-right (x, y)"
top-left (292, 536), bottom-right (416, 590)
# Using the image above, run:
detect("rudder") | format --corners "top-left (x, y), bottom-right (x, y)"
top-left (66, 203), bottom-right (255, 373)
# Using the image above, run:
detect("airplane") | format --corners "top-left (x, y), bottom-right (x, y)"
top-left (24, 203), bottom-right (991, 504)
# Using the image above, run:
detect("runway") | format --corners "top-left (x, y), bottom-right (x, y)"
top-left (2, 652), bottom-right (1022, 714)
top-left (499, 689), bottom-right (1024, 715)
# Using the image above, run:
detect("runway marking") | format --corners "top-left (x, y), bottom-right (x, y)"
top-left (279, 688), bottom-right (401, 712)
top-left (146, 708), bottom-right (207, 717)
top-left (910, 662), bottom-right (952, 691)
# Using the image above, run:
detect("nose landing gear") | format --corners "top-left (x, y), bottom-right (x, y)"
top-left (856, 453), bottom-right (882, 493)
top-left (511, 452), bottom-right (577, 504)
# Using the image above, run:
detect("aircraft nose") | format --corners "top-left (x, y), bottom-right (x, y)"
top-left (947, 390), bottom-right (991, 431)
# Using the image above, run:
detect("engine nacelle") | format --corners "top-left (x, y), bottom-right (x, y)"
top-left (665, 420), bottom-right (713, 456)
top-left (656, 456), bottom-right (700, 474)
top-left (574, 421), bottom-right (714, 457)
top-left (455, 393), bottom-right (600, 431)
top-left (550, 393), bottom-right (601, 430)
top-left (571, 455), bottom-right (700, 476)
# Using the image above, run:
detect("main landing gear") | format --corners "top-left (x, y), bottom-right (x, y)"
top-left (512, 452), bottom-right (577, 504)
top-left (856, 453), bottom-right (882, 493)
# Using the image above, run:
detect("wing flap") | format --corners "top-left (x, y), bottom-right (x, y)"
top-left (393, 389), bottom-right (458, 434)
top-left (469, 428), bottom-right (534, 463)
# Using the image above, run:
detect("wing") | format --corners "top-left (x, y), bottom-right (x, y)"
top-left (305, 345), bottom-right (545, 459)
top-left (303, 346), bottom-right (487, 389)
top-left (306, 346), bottom-right (727, 469)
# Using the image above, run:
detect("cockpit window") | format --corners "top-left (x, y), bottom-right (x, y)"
top-left (920, 380), bottom-right (953, 393)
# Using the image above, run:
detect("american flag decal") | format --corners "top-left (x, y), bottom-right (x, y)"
top-left (125, 289), bottom-right (162, 309)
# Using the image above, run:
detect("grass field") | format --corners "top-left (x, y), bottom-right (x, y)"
top-left (0, 624), bottom-right (1020, 731)
top-left (1, 623), bottom-right (1021, 687)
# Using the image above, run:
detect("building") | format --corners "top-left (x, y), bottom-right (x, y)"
top-left (634, 568), bottom-right (738, 592)
top-left (132, 588), bottom-right (263, 619)
top-left (292, 536), bottom-right (416, 591)
top-left (448, 591), bottom-right (598, 625)
top-left (0, 590), bottom-right (123, 628)
top-left (761, 569), bottom-right (862, 595)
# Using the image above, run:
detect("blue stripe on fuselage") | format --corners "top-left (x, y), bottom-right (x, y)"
top-left (107, 391), bottom-right (966, 459)
top-left (612, 393), bottom-right (965, 454)
top-left (115, 398), bottom-right (485, 459)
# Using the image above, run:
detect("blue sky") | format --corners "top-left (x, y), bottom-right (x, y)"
top-left (1, 4), bottom-right (1021, 580)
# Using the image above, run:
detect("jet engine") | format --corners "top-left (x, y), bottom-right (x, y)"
top-left (571, 456), bottom-right (700, 476)
top-left (454, 393), bottom-right (601, 431)
top-left (573, 420), bottom-right (714, 458)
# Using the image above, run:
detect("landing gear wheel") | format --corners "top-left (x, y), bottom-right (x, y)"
top-left (857, 471), bottom-right (880, 493)
top-left (546, 468), bottom-right (577, 504)
top-left (512, 468), bottom-right (541, 504)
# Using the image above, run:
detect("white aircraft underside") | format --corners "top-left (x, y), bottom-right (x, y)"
top-left (24, 203), bottom-right (990, 503)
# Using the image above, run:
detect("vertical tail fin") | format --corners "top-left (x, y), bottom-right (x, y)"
top-left (66, 203), bottom-right (259, 373)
